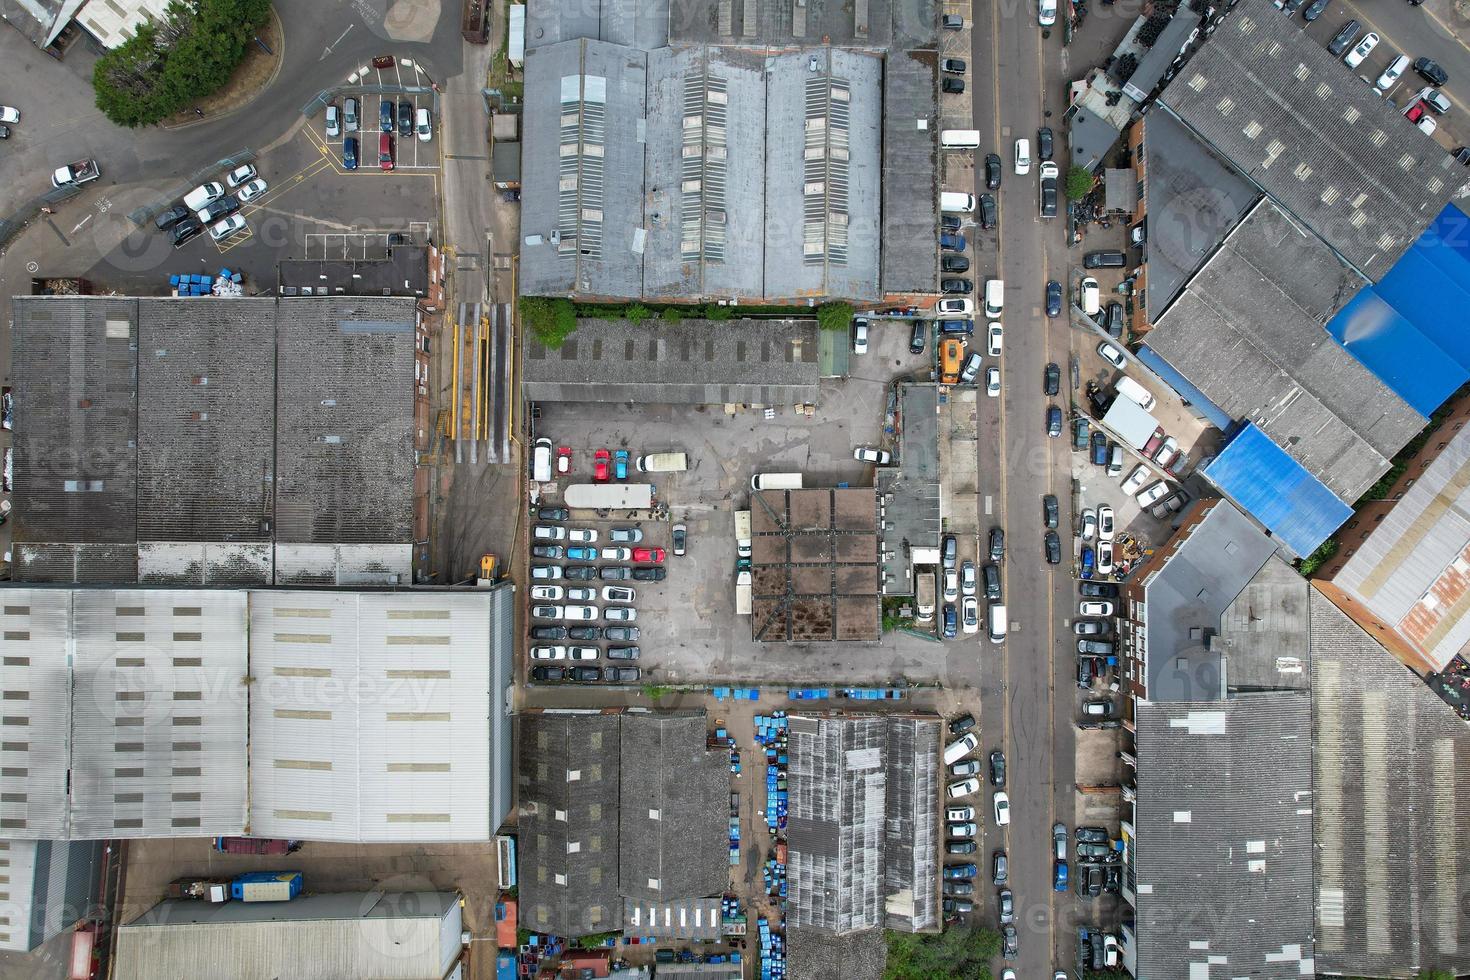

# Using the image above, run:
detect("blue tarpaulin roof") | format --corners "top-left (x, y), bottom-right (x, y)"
top-left (1327, 203), bottom-right (1470, 417)
top-left (1136, 344), bottom-right (1234, 431)
top-left (1202, 423), bottom-right (1353, 557)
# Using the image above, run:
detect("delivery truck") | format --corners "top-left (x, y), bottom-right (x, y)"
top-left (734, 509), bottom-right (752, 559)
top-left (735, 570), bottom-right (752, 615)
top-left (915, 567), bottom-right (936, 623)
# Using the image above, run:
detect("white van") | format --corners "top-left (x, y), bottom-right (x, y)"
top-left (532, 437), bottom-right (553, 483)
top-left (636, 452), bottom-right (688, 473)
top-left (1114, 376), bottom-right (1156, 412)
top-left (941, 129), bottom-right (981, 149)
top-left (984, 279), bottom-right (1004, 320)
top-left (940, 192), bottom-right (976, 213)
top-left (988, 603), bottom-right (1007, 644)
top-left (751, 472), bottom-right (804, 491)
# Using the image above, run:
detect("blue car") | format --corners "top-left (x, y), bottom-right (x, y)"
top-left (614, 449), bottom-right (629, 480)
top-left (1054, 859), bottom-right (1069, 892)
top-left (379, 99), bottom-right (394, 132)
top-left (1080, 547), bottom-right (1095, 579)
top-left (1046, 279), bottom-right (1062, 318)
top-left (342, 136), bottom-right (358, 170)
top-left (938, 318), bottom-right (974, 335)
top-left (939, 233), bottom-right (967, 252)
top-left (566, 546), bottom-right (598, 562)
top-left (942, 603), bottom-right (958, 639)
top-left (943, 863), bottom-right (977, 880)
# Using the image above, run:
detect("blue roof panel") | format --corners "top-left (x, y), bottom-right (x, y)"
top-left (1137, 344), bottom-right (1235, 431)
top-left (1202, 423), bottom-right (1353, 557)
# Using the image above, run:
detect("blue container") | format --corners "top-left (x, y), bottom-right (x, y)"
top-left (230, 870), bottom-right (303, 902)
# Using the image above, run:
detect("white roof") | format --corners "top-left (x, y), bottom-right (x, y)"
top-left (1102, 394), bottom-right (1162, 450)
top-left (248, 592), bottom-right (494, 842)
top-left (0, 591), bottom-right (73, 838)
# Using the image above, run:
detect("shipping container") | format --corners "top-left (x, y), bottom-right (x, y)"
top-left (230, 871), bottom-right (303, 903)
top-left (214, 837), bottom-right (297, 855)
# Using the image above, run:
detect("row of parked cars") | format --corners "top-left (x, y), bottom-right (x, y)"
top-left (153, 164), bottom-right (265, 248)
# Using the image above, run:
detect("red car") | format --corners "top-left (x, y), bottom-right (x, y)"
top-left (633, 547), bottom-right (665, 563)
top-left (1406, 101), bottom-right (1428, 124)
top-left (593, 448), bottom-right (611, 482)
top-left (379, 132), bottom-right (395, 171)
top-left (556, 446), bottom-right (572, 474)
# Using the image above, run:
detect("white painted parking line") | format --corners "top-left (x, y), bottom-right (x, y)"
top-left (985, 495), bottom-right (994, 515)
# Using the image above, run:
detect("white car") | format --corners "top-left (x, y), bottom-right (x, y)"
top-left (985, 366), bottom-right (1001, 397)
top-left (568, 646), bottom-right (600, 661)
top-left (236, 178), bottom-right (268, 203)
top-left (1344, 31), bottom-right (1378, 69)
top-left (1121, 464), bottom-right (1151, 495)
top-left (534, 524), bottom-right (567, 541)
top-left (937, 298), bottom-right (974, 315)
top-left (961, 561), bottom-right (977, 597)
top-left (209, 215), bottom-right (246, 241)
top-left (562, 605), bottom-right (598, 621)
top-left (1136, 481), bottom-right (1170, 507)
top-left (530, 585), bottom-right (564, 601)
top-left (0, 106), bottom-right (19, 124)
top-left (1098, 505), bottom-right (1115, 542)
top-left (943, 569), bottom-right (960, 603)
top-left (415, 107), bottom-right (433, 142)
top-left (609, 527), bottom-right (643, 543)
top-left (993, 791), bottom-right (1011, 825)
top-left (852, 319), bottom-right (869, 354)
top-left (1097, 541), bottom-right (1114, 577)
top-left (1080, 508), bottom-right (1096, 542)
top-left (1080, 276), bottom-right (1101, 315)
top-left (224, 163), bottom-right (258, 188)
top-left (1375, 53), bottom-right (1409, 93)
top-left (530, 645), bottom-right (567, 660)
top-left (962, 595), bottom-right (980, 634)
top-left (946, 804), bottom-right (975, 822)
top-left (1415, 114), bottom-right (1438, 136)
top-left (605, 606), bottom-right (637, 622)
top-left (1038, 0), bottom-right (1057, 25)
top-left (854, 447), bottom-right (892, 464)
top-left (1098, 341), bottom-right (1128, 369)
top-left (566, 587), bottom-right (596, 602)
top-left (987, 323), bottom-right (1003, 357)
top-left (183, 182), bottom-right (225, 212)
top-left (531, 564), bottom-right (563, 581)
top-left (1154, 437), bottom-right (1180, 469)
top-left (531, 604), bottom-right (565, 619)
top-left (602, 586), bottom-right (636, 603)
top-left (568, 528), bottom-right (598, 544)
top-left (601, 547), bottom-right (631, 561)
top-left (947, 777), bottom-right (981, 799)
top-left (1079, 600), bottom-right (1114, 617)
top-left (1014, 138), bottom-right (1031, 175)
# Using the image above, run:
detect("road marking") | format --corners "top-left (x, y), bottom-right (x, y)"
top-left (321, 24), bottom-right (354, 60)
top-left (984, 494), bottom-right (993, 515)
top-left (71, 214), bottom-right (93, 234)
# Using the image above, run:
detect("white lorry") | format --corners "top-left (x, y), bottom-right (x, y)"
top-left (735, 571), bottom-right (752, 615)
top-left (734, 509), bottom-right (752, 559)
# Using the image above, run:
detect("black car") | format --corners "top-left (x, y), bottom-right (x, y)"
top-left (1047, 405), bottom-right (1063, 438)
top-left (1281, 0), bottom-right (1305, 11)
top-left (538, 506), bottom-right (570, 521)
top-left (1084, 250), bottom-right (1126, 269)
top-left (942, 534), bottom-right (958, 569)
top-left (606, 666), bottom-right (641, 682)
top-left (1327, 19), bottom-right (1359, 56)
top-left (379, 99), bottom-right (394, 131)
top-left (1090, 431), bottom-right (1108, 466)
top-left (565, 565), bottom-right (597, 580)
top-left (154, 204), bottom-right (192, 231)
top-left (531, 665), bottom-right (567, 682)
top-left (568, 625), bottom-right (602, 640)
top-left (1104, 865), bottom-right (1122, 894)
top-left (1045, 530), bottom-right (1061, 565)
top-left (1455, 145), bottom-right (1470, 166)
top-left (1414, 57), bottom-right (1449, 86)
top-left (941, 278), bottom-right (973, 293)
top-left (197, 195), bottom-right (241, 224)
top-left (531, 545), bottom-right (564, 559)
top-left (631, 566), bottom-right (666, 581)
top-left (600, 566), bottom-right (632, 580)
top-left (1079, 581), bottom-right (1119, 598)
top-left (606, 625), bottom-right (639, 641)
top-left (1046, 279), bottom-right (1063, 318)
top-left (398, 100), bottom-right (414, 137)
top-left (571, 665), bottom-right (602, 682)
top-left (983, 563), bottom-right (1001, 601)
top-left (984, 153), bottom-right (1002, 190)
top-left (949, 713), bottom-right (976, 735)
top-left (171, 217), bottom-right (204, 248)
top-left (946, 839), bottom-right (978, 855)
top-left (1084, 864), bottom-right (1104, 897)
top-left (944, 881), bottom-right (975, 897)
top-left (1044, 362), bottom-right (1060, 395)
top-left (1077, 656), bottom-right (1098, 688)
top-left (942, 897), bottom-right (974, 916)
top-left (941, 214), bottom-right (962, 232)
top-left (1043, 494), bottom-right (1059, 529)
top-left (941, 77), bottom-right (965, 95)
top-left (1075, 826), bottom-right (1109, 844)
top-left (607, 646), bottom-right (640, 660)
top-left (942, 603), bottom-right (958, 639)
top-left (531, 625), bottom-right (569, 640)
top-left (1104, 302), bottom-right (1124, 338)
top-left (940, 58), bottom-right (967, 73)
top-left (978, 193), bottom-right (998, 230)
top-left (992, 850), bottom-right (1008, 885)
top-left (988, 750), bottom-right (1006, 787)
top-left (1079, 640), bottom-right (1115, 657)
top-left (909, 320), bottom-right (927, 354)
top-left (1037, 126), bottom-right (1053, 160)
top-left (941, 254), bottom-right (971, 273)
top-left (989, 527), bottom-right (1005, 561)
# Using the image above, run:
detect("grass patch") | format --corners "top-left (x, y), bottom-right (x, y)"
top-left (884, 926), bottom-right (1001, 980)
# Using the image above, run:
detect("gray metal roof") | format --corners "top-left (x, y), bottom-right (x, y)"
top-left (522, 317), bottom-right (821, 405)
top-left (0, 839), bottom-right (103, 953)
top-left (785, 926), bottom-right (887, 980)
top-left (877, 383), bottom-right (941, 598)
top-left (1327, 419), bottom-right (1470, 673)
top-left (1309, 589), bottom-right (1470, 977)
top-left (618, 713), bottom-right (729, 903)
top-left (1158, 0), bottom-right (1464, 280)
top-left (879, 49), bottom-right (939, 295)
top-left (1141, 107), bottom-right (1260, 317)
top-left (114, 892), bottom-right (461, 980)
top-left (1215, 555), bottom-right (1311, 692)
top-left (1132, 692), bottom-right (1315, 980)
top-left (1119, 9), bottom-right (1200, 103)
top-left (655, 966), bottom-right (741, 980)
top-left (787, 713), bottom-right (939, 934)
top-left (1137, 500), bottom-right (1281, 701)
top-left (526, 0), bottom-right (669, 51)
top-left (1145, 200), bottom-right (1420, 502)
top-left (670, 0), bottom-right (898, 46)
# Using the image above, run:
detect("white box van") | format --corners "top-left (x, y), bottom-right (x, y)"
top-left (941, 129), bottom-right (981, 149)
top-left (636, 452), bottom-right (688, 473)
top-left (984, 279), bottom-right (1004, 320)
top-left (751, 472), bottom-right (803, 491)
top-left (940, 192), bottom-right (976, 213)
top-left (988, 603), bottom-right (1007, 644)
top-left (1114, 376), bottom-right (1156, 411)
top-left (532, 438), bottom-right (553, 482)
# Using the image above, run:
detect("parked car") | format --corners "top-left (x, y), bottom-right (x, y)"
top-left (633, 547), bottom-right (665, 563)
top-left (943, 534), bottom-right (958, 569)
top-left (946, 840), bottom-right (978, 855)
top-left (1344, 31), bottom-right (1379, 69)
top-left (209, 215), bottom-right (246, 242)
top-left (568, 625), bottom-right (601, 640)
top-left (605, 606), bottom-right (637, 622)
top-left (1047, 405), bottom-right (1062, 437)
top-left (153, 204), bottom-right (192, 231)
top-left (985, 153), bottom-right (1002, 190)
top-left (1081, 509), bottom-right (1097, 542)
top-left (380, 99), bottom-right (395, 131)
top-left (606, 625), bottom-right (640, 641)
top-left (1301, 0), bottom-right (1331, 21)
top-left (606, 666), bottom-right (641, 682)
top-left (415, 107), bottom-right (433, 141)
top-left (998, 887), bottom-right (1015, 924)
top-left (1046, 280), bottom-right (1063, 318)
top-left (947, 804), bottom-right (975, 822)
top-left (942, 77), bottom-right (965, 94)
top-left (1097, 341), bottom-right (1128, 369)
top-left (1080, 600), bottom-right (1114, 617)
top-left (992, 791), bottom-right (1010, 825)
top-left (532, 666), bottom-right (566, 682)
top-left (989, 750), bottom-right (1006, 787)
top-left (1121, 464), bottom-right (1151, 495)
top-left (531, 625), bottom-right (569, 640)
top-left (631, 566), bottom-right (666, 582)
top-left (224, 164), bottom-right (258, 188)
top-left (344, 97), bottom-right (358, 131)
top-left (566, 566), bottom-right (598, 581)
top-left (599, 566), bottom-right (632, 581)
top-left (1043, 495), bottom-right (1059, 529)
top-left (1414, 57), bottom-right (1449, 86)
top-left (1327, 19), bottom-right (1360, 56)
top-left (943, 603), bottom-right (958, 639)
top-left (343, 136), bottom-right (358, 170)
top-left (379, 132), bottom-right (395, 171)
top-left (941, 58), bottom-right (967, 73)
top-left (942, 254), bottom-right (971, 274)
top-left (672, 523), bottom-right (687, 556)
top-left (614, 449), bottom-right (630, 480)
top-left (992, 850), bottom-right (1008, 885)
top-left (1078, 639), bottom-right (1114, 656)
top-left (1136, 481), bottom-right (1170, 507)
top-left (944, 863), bottom-right (978, 880)
top-left (608, 526), bottom-right (642, 543)
top-left (940, 232), bottom-right (967, 252)
top-left (947, 777), bottom-right (981, 799)
top-left (1045, 531), bottom-right (1061, 565)
top-left (594, 448), bottom-right (611, 481)
top-left (950, 713), bottom-right (976, 735)
top-left (1079, 581), bottom-right (1119, 598)
top-left (397, 100), bottom-right (414, 137)
top-left (1044, 362), bottom-right (1060, 395)
top-left (855, 447), bottom-right (892, 464)
top-left (852, 318), bottom-right (869, 353)
top-left (1090, 432), bottom-right (1108, 466)
top-left (1082, 699), bottom-right (1116, 718)
top-left (909, 321), bottom-right (928, 354)
top-left (571, 665), bottom-right (602, 682)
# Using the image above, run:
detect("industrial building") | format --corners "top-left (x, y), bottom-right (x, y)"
top-left (8, 295), bottom-right (428, 587)
top-left (112, 890), bottom-right (464, 980)
top-left (516, 711), bottom-right (729, 938)
top-left (786, 713), bottom-right (940, 934)
top-left (0, 586), bottom-right (514, 843)
top-left (0, 840), bottom-right (105, 953)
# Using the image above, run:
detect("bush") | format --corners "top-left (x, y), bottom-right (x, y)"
top-left (1066, 165), bottom-right (1095, 199)
top-left (884, 926), bottom-right (1001, 980)
top-left (704, 303), bottom-right (735, 321)
top-left (625, 303), bottom-right (652, 323)
top-left (522, 297), bottom-right (578, 349)
top-left (660, 307), bottom-right (684, 323)
top-left (93, 0), bottom-right (272, 127)
top-left (1296, 538), bottom-right (1338, 577)
top-left (817, 301), bottom-right (855, 332)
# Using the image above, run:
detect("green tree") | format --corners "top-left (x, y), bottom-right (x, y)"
top-left (817, 301), bottom-right (855, 332)
top-left (1415, 970), bottom-right (1455, 980)
top-left (521, 297), bottom-right (578, 349)
top-left (884, 925), bottom-right (1001, 980)
top-left (1066, 165), bottom-right (1095, 199)
top-left (1296, 538), bottom-right (1338, 577)
top-left (704, 303), bottom-right (735, 321)
top-left (93, 0), bottom-right (272, 128)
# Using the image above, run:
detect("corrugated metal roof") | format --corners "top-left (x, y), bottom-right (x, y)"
top-left (880, 49), bottom-right (939, 295)
top-left (0, 839), bottom-right (104, 952)
top-left (114, 891), bottom-right (460, 980)
top-left (0, 591), bottom-right (73, 839)
top-left (1203, 423), bottom-right (1354, 558)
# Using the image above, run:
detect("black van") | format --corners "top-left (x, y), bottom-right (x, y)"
top-left (1083, 250), bottom-right (1127, 269)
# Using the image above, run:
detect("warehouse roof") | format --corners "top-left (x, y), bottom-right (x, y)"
top-left (879, 49), bottom-right (939, 295)
top-left (786, 925), bottom-right (887, 980)
top-left (1146, 200), bottom-right (1420, 503)
top-left (522, 318), bottom-right (821, 406)
top-left (1132, 692), bottom-right (1315, 980)
top-left (1215, 554), bottom-right (1311, 692)
top-left (113, 891), bottom-right (461, 980)
top-left (880, 715), bottom-right (940, 931)
top-left (1309, 589), bottom-right (1470, 976)
top-left (669, 0), bottom-right (912, 47)
top-left (526, 0), bottom-right (668, 51)
top-left (621, 897), bottom-right (725, 940)
top-left (1158, 0), bottom-right (1464, 280)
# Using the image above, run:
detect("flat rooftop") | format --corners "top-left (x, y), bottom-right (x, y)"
top-left (277, 246), bottom-right (431, 298)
